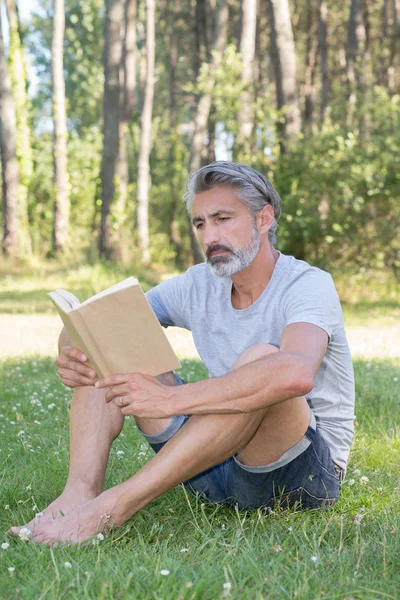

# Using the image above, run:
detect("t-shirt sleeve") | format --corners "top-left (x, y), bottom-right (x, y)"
top-left (145, 272), bottom-right (191, 329)
top-left (282, 270), bottom-right (342, 339)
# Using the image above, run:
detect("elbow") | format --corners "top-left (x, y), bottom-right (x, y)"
top-left (297, 374), bottom-right (314, 396)
top-left (288, 362), bottom-right (315, 397)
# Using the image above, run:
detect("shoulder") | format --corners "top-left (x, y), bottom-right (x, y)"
top-left (277, 253), bottom-right (336, 292)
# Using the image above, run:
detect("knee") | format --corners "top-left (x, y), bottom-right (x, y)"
top-left (231, 343), bottom-right (279, 371)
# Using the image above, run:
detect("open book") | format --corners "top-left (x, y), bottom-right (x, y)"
top-left (48, 277), bottom-right (181, 379)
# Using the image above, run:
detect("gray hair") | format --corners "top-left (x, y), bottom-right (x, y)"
top-left (183, 161), bottom-right (282, 244)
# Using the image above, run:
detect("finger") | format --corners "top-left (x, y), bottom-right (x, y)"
top-left (104, 384), bottom-right (130, 403)
top-left (63, 346), bottom-right (88, 362)
top-left (60, 377), bottom-right (88, 389)
top-left (58, 370), bottom-right (97, 387)
top-left (57, 357), bottom-right (97, 378)
top-left (95, 373), bottom-right (133, 389)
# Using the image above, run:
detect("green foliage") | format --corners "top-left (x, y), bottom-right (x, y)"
top-left (273, 87), bottom-right (400, 276)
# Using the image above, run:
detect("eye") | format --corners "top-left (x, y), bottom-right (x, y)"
top-left (195, 222), bottom-right (204, 230)
top-left (217, 217), bottom-right (230, 222)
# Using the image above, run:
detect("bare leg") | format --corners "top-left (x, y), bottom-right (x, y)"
top-left (10, 385), bottom-right (124, 533)
top-left (26, 345), bottom-right (310, 545)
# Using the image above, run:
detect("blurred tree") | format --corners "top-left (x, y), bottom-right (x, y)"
top-left (318, 0), bottom-right (328, 124)
top-left (267, 0), bottom-right (300, 148)
top-left (236, 0), bottom-right (257, 157)
top-left (187, 0), bottom-right (229, 264)
top-left (0, 4), bottom-right (19, 255)
top-left (99, 0), bottom-right (124, 257)
top-left (136, 0), bottom-right (155, 265)
top-left (5, 0), bottom-right (32, 254)
top-left (52, 0), bottom-right (70, 253)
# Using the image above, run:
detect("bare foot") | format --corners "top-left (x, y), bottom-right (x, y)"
top-left (8, 484), bottom-right (98, 537)
top-left (25, 488), bottom-right (129, 546)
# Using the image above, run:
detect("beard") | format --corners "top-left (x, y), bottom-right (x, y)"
top-left (206, 226), bottom-right (261, 278)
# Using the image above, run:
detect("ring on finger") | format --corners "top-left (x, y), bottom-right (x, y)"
top-left (119, 396), bottom-right (124, 406)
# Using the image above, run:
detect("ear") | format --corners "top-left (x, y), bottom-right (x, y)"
top-left (256, 205), bottom-right (275, 235)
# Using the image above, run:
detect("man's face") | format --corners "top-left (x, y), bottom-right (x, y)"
top-left (191, 186), bottom-right (261, 278)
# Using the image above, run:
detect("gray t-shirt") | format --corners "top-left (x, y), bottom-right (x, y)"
top-left (146, 252), bottom-right (355, 469)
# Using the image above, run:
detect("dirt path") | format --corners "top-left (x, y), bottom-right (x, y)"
top-left (0, 314), bottom-right (399, 361)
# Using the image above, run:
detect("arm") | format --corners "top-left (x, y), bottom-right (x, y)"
top-left (96, 323), bottom-right (328, 418)
top-left (170, 322), bottom-right (328, 414)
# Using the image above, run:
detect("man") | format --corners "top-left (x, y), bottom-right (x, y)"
top-left (10, 162), bottom-right (355, 545)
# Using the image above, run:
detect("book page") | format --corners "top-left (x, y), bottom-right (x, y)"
top-left (48, 290), bottom-right (80, 313)
top-left (81, 277), bottom-right (139, 307)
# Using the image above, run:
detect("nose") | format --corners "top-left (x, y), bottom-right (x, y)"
top-left (201, 222), bottom-right (220, 247)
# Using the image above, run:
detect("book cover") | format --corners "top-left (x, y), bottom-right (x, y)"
top-left (48, 278), bottom-right (181, 379)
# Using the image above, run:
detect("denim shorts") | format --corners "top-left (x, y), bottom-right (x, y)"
top-left (140, 379), bottom-right (342, 511)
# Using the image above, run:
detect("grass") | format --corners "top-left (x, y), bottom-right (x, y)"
top-left (0, 259), bottom-right (399, 599)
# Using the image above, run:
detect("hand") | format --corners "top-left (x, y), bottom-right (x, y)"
top-left (55, 346), bottom-right (98, 388)
top-left (95, 373), bottom-right (176, 418)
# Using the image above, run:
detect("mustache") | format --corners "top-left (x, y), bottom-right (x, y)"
top-left (206, 244), bottom-right (234, 259)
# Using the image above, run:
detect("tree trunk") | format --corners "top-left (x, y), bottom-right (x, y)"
top-left (346, 0), bottom-right (367, 127)
top-left (267, 0), bottom-right (301, 149)
top-left (187, 0), bottom-right (229, 264)
top-left (318, 0), bottom-right (328, 124)
top-left (0, 6), bottom-right (19, 256)
top-left (136, 0), bottom-right (155, 265)
top-left (389, 0), bottom-right (400, 90)
top-left (114, 0), bottom-right (137, 244)
top-left (302, 0), bottom-right (318, 133)
top-left (5, 0), bottom-right (32, 255)
top-left (99, 0), bottom-right (124, 258)
top-left (168, 3), bottom-right (183, 264)
top-left (237, 0), bottom-right (257, 157)
top-left (51, 0), bottom-right (69, 254)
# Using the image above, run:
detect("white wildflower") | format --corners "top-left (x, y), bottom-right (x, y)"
top-left (18, 527), bottom-right (32, 541)
top-left (360, 476), bottom-right (369, 485)
top-left (223, 582), bottom-right (232, 597)
top-left (310, 555), bottom-right (318, 563)
top-left (2, 542), bottom-right (10, 550)
top-left (353, 468), bottom-right (361, 476)
top-left (180, 547), bottom-right (189, 553)
top-left (8, 567), bottom-right (15, 573)
top-left (185, 582), bottom-right (193, 589)
top-left (97, 533), bottom-right (105, 541)
top-left (64, 561), bottom-right (72, 568)
top-left (160, 569), bottom-right (170, 576)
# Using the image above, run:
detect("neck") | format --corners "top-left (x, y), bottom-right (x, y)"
top-left (230, 241), bottom-right (279, 309)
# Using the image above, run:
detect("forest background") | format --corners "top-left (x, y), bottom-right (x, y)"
top-left (0, 0), bottom-right (399, 277)
top-left (1, 2), bottom-right (400, 598)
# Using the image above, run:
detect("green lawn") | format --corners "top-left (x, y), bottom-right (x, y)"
top-left (0, 261), bottom-right (399, 599)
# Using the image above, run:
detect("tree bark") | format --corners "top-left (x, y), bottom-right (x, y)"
top-left (168, 2), bottom-right (183, 264)
top-left (0, 6), bottom-right (19, 256)
top-left (346, 0), bottom-right (367, 127)
top-left (237, 0), bottom-right (257, 157)
top-left (302, 0), bottom-right (318, 132)
top-left (318, 0), bottom-right (328, 124)
top-left (136, 0), bottom-right (155, 265)
top-left (187, 0), bottom-right (229, 264)
top-left (51, 0), bottom-right (69, 253)
top-left (389, 0), bottom-right (400, 90)
top-left (5, 0), bottom-right (32, 254)
top-left (114, 0), bottom-right (137, 243)
top-left (99, 0), bottom-right (124, 258)
top-left (267, 0), bottom-right (301, 149)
